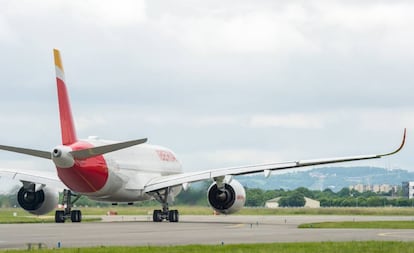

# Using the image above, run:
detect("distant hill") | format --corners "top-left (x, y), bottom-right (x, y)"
top-left (235, 167), bottom-right (414, 192)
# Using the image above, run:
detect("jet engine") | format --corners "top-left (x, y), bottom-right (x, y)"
top-left (17, 186), bottom-right (59, 215)
top-left (207, 179), bottom-right (246, 214)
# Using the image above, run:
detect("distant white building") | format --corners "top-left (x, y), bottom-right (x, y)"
top-left (402, 182), bottom-right (414, 199)
top-left (349, 184), bottom-right (396, 194)
top-left (349, 184), bottom-right (367, 193)
top-left (265, 197), bottom-right (320, 208)
top-left (265, 198), bottom-right (280, 208)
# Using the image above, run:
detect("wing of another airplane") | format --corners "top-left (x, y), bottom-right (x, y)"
top-left (144, 129), bottom-right (406, 193)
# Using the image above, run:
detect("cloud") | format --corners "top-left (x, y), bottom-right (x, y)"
top-left (70, 0), bottom-right (147, 26)
top-left (157, 4), bottom-right (314, 55)
top-left (0, 16), bottom-right (16, 43)
top-left (3, 0), bottom-right (147, 27)
top-left (0, 0), bottom-right (413, 179)
top-left (312, 2), bottom-right (414, 58)
top-left (148, 0), bottom-right (414, 60)
top-left (180, 148), bottom-right (284, 170)
top-left (248, 114), bottom-right (325, 129)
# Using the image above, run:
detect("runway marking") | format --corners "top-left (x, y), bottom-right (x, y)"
top-left (378, 231), bottom-right (414, 239)
top-left (226, 224), bottom-right (245, 228)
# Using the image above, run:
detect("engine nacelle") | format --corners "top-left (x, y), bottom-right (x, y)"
top-left (17, 187), bottom-right (59, 215)
top-left (207, 179), bottom-right (246, 214)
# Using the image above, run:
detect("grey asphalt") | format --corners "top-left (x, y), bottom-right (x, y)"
top-left (1, 215), bottom-right (414, 249)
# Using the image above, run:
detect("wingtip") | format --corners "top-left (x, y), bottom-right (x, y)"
top-left (402, 127), bottom-right (407, 147)
top-left (382, 128), bottom-right (406, 157)
top-left (395, 127), bottom-right (406, 153)
top-left (400, 128), bottom-right (406, 148)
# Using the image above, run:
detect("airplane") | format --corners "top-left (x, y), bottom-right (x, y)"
top-left (0, 49), bottom-right (406, 223)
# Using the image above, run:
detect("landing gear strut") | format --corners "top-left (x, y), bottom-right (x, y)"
top-left (152, 188), bottom-right (179, 222)
top-left (55, 189), bottom-right (82, 223)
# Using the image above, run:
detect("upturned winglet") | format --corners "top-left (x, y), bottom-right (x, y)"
top-left (380, 128), bottom-right (406, 157)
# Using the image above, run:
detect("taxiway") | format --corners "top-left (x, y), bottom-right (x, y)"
top-left (1, 215), bottom-right (414, 249)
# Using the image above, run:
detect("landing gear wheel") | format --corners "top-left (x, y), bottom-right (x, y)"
top-left (153, 210), bottom-right (163, 222)
top-left (55, 189), bottom-right (82, 223)
top-left (168, 210), bottom-right (179, 222)
top-left (55, 210), bottom-right (65, 223)
top-left (71, 210), bottom-right (82, 222)
top-left (152, 187), bottom-right (180, 222)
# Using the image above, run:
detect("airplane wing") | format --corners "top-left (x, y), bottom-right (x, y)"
top-left (0, 168), bottom-right (66, 190)
top-left (144, 129), bottom-right (406, 193)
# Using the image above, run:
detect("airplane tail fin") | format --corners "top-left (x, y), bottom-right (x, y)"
top-left (54, 49), bottom-right (78, 145)
top-left (0, 50), bottom-right (148, 161)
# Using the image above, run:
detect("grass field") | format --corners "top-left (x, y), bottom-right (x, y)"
top-left (237, 207), bottom-right (414, 216)
top-left (0, 209), bottom-right (101, 224)
top-left (2, 241), bottom-right (414, 253)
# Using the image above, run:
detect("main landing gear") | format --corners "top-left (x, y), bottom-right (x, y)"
top-left (55, 189), bottom-right (82, 223)
top-left (152, 188), bottom-right (179, 222)
top-left (152, 204), bottom-right (179, 222)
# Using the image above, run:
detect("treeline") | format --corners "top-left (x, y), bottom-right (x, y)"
top-left (0, 194), bottom-right (17, 208)
top-left (176, 185), bottom-right (414, 208)
top-left (1, 185), bottom-right (413, 208)
top-left (242, 187), bottom-right (413, 207)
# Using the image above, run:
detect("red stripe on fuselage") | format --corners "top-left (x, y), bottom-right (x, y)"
top-left (57, 141), bottom-right (109, 193)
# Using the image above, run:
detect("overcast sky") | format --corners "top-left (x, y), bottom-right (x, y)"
top-left (0, 0), bottom-right (413, 192)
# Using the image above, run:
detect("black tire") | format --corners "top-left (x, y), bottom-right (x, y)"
top-left (174, 210), bottom-right (179, 222)
top-left (71, 210), bottom-right (82, 222)
top-left (153, 210), bottom-right (162, 222)
top-left (55, 210), bottom-right (65, 223)
top-left (169, 210), bottom-right (179, 222)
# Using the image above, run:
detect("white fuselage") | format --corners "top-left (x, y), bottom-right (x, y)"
top-left (78, 137), bottom-right (183, 202)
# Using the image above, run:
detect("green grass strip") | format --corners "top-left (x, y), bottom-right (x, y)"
top-left (299, 220), bottom-right (414, 229)
top-left (3, 241), bottom-right (414, 253)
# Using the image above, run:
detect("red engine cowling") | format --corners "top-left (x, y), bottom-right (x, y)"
top-left (207, 179), bottom-right (246, 214)
top-left (17, 186), bottom-right (59, 215)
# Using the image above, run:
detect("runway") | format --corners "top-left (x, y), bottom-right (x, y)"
top-left (1, 215), bottom-right (414, 249)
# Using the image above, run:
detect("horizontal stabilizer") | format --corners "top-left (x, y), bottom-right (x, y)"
top-left (70, 138), bottom-right (148, 160)
top-left (0, 145), bottom-right (51, 159)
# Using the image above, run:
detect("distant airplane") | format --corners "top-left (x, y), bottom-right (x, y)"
top-left (0, 49), bottom-right (406, 223)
